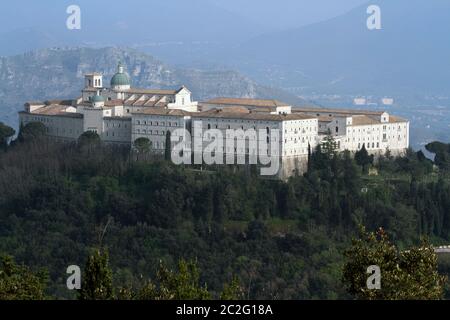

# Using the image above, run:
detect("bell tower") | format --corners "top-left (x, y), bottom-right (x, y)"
top-left (85, 73), bottom-right (103, 89)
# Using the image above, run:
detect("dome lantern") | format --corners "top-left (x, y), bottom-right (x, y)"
top-left (110, 61), bottom-right (131, 90)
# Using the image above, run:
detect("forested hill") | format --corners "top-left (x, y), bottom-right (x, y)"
top-left (0, 129), bottom-right (450, 299)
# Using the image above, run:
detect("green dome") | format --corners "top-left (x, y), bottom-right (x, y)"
top-left (110, 62), bottom-right (130, 87)
top-left (91, 94), bottom-right (105, 103)
top-left (110, 72), bottom-right (130, 86)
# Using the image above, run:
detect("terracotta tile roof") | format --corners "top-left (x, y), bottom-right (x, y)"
top-left (192, 109), bottom-right (316, 122)
top-left (215, 106), bottom-right (251, 113)
top-left (104, 100), bottom-right (124, 107)
top-left (204, 98), bottom-right (290, 108)
top-left (32, 105), bottom-right (71, 115)
top-left (351, 115), bottom-right (381, 126)
top-left (24, 104), bottom-right (82, 118)
top-left (293, 106), bottom-right (384, 116)
top-left (349, 114), bottom-right (408, 126)
top-left (124, 88), bottom-right (178, 95)
top-left (132, 108), bottom-right (190, 117)
top-left (389, 115), bottom-right (408, 123)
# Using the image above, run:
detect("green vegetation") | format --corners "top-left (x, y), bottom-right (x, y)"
top-left (0, 255), bottom-right (47, 300)
top-left (0, 126), bottom-right (449, 299)
top-left (0, 122), bottom-right (15, 151)
top-left (79, 249), bottom-right (114, 300)
top-left (343, 226), bottom-right (446, 300)
top-left (17, 122), bottom-right (46, 143)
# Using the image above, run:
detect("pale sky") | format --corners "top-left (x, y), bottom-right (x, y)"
top-left (2, 0), bottom-right (369, 33)
top-left (211, 0), bottom-right (370, 30)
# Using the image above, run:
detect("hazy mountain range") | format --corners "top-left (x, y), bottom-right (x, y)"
top-left (0, 0), bottom-right (265, 56)
top-left (230, 0), bottom-right (450, 96)
top-left (2, 0), bottom-right (448, 98)
top-left (0, 47), bottom-right (311, 127)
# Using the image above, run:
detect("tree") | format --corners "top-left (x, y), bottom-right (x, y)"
top-left (426, 141), bottom-right (450, 171)
top-left (0, 122), bottom-right (15, 151)
top-left (0, 255), bottom-right (48, 300)
top-left (165, 130), bottom-right (172, 161)
top-left (18, 122), bottom-right (46, 142)
top-left (425, 141), bottom-right (450, 155)
top-left (79, 249), bottom-right (114, 300)
top-left (343, 226), bottom-right (446, 300)
top-left (138, 259), bottom-right (211, 300)
top-left (134, 137), bottom-right (151, 161)
top-left (321, 129), bottom-right (337, 159)
top-left (78, 131), bottom-right (101, 147)
top-left (134, 137), bottom-right (151, 154)
top-left (354, 144), bottom-right (374, 173)
top-left (220, 276), bottom-right (244, 300)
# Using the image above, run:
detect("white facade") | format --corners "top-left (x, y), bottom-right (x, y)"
top-left (18, 62), bottom-right (410, 178)
top-left (131, 110), bottom-right (191, 152)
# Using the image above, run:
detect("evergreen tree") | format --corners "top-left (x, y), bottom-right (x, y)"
top-left (18, 122), bottom-right (46, 142)
top-left (321, 129), bottom-right (338, 159)
top-left (79, 249), bottom-right (114, 300)
top-left (220, 276), bottom-right (244, 300)
top-left (354, 144), bottom-right (374, 173)
top-left (165, 130), bottom-right (172, 161)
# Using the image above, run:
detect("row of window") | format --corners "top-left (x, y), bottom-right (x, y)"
top-left (285, 127), bottom-right (316, 134)
top-left (106, 122), bottom-right (128, 128)
top-left (135, 120), bottom-right (180, 127)
top-left (357, 142), bottom-right (380, 149)
top-left (135, 129), bottom-right (169, 135)
top-left (105, 131), bottom-right (129, 138)
top-left (285, 136), bottom-right (314, 144)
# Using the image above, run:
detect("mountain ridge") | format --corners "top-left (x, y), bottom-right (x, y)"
top-left (234, 0), bottom-right (450, 96)
top-left (0, 47), bottom-right (312, 127)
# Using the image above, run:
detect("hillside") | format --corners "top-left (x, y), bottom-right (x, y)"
top-left (0, 47), bottom-right (311, 127)
top-left (0, 132), bottom-right (449, 299)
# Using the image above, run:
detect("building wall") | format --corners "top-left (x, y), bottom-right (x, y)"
top-left (191, 116), bottom-right (283, 158)
top-left (341, 122), bottom-right (409, 153)
top-left (79, 107), bottom-right (104, 133)
top-left (168, 89), bottom-right (198, 112)
top-left (281, 119), bottom-right (319, 157)
top-left (102, 118), bottom-right (132, 145)
top-left (19, 113), bottom-right (83, 141)
top-left (131, 114), bottom-right (190, 152)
